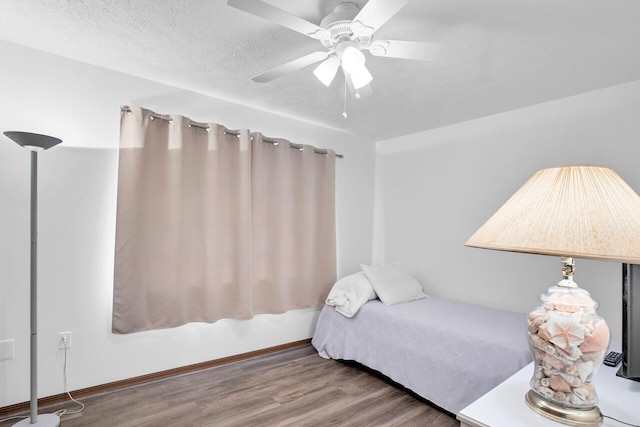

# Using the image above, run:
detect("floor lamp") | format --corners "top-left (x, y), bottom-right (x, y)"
top-left (4, 131), bottom-right (62, 427)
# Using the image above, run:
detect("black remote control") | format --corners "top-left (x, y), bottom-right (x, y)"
top-left (604, 351), bottom-right (622, 367)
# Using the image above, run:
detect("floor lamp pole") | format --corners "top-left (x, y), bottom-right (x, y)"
top-left (29, 150), bottom-right (39, 423)
top-left (4, 131), bottom-right (62, 427)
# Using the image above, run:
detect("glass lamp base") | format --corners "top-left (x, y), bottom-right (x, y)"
top-left (527, 258), bottom-right (610, 413)
top-left (525, 389), bottom-right (602, 426)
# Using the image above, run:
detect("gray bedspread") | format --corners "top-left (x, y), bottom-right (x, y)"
top-left (311, 296), bottom-right (532, 414)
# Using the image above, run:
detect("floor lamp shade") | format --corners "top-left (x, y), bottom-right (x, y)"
top-left (466, 166), bottom-right (640, 426)
top-left (4, 131), bottom-right (61, 152)
top-left (3, 131), bottom-right (62, 427)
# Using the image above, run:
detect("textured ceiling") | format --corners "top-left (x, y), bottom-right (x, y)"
top-left (1, 0), bottom-right (640, 142)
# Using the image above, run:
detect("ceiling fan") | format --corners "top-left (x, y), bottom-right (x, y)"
top-left (227, 0), bottom-right (460, 94)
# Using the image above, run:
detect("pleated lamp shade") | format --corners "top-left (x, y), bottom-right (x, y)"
top-left (465, 166), bottom-right (640, 263)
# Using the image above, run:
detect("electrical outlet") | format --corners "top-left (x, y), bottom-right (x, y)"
top-left (58, 332), bottom-right (72, 350)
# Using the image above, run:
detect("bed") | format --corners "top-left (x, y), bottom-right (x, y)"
top-left (312, 294), bottom-right (533, 414)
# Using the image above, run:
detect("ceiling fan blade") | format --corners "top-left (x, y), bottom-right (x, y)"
top-left (252, 51), bottom-right (330, 82)
top-left (368, 40), bottom-right (465, 63)
top-left (227, 0), bottom-right (331, 40)
top-left (350, 0), bottom-right (411, 37)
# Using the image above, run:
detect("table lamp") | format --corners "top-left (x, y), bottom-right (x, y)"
top-left (465, 165), bottom-right (640, 426)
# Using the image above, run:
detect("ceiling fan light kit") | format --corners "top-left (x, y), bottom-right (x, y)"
top-left (227, 0), bottom-right (456, 115)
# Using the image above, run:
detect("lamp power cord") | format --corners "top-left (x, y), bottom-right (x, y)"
top-left (0, 344), bottom-right (85, 424)
top-left (602, 413), bottom-right (640, 427)
top-left (53, 344), bottom-right (85, 418)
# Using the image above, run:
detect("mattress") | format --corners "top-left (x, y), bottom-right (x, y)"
top-left (311, 296), bottom-right (532, 414)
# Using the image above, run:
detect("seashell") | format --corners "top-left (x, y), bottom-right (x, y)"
top-left (573, 387), bottom-right (589, 400)
top-left (559, 372), bottom-right (576, 384)
top-left (571, 394), bottom-right (585, 405)
top-left (529, 334), bottom-right (556, 355)
top-left (576, 360), bottom-right (594, 382)
top-left (535, 386), bottom-right (555, 399)
top-left (529, 309), bottom-right (546, 322)
top-left (554, 349), bottom-right (578, 365)
top-left (556, 303), bottom-right (583, 313)
top-left (565, 363), bottom-right (579, 376)
top-left (542, 359), bottom-right (564, 375)
top-left (547, 293), bottom-right (583, 313)
top-left (547, 309), bottom-right (583, 323)
top-left (573, 384), bottom-right (596, 405)
top-left (579, 324), bottom-right (610, 353)
top-left (585, 384), bottom-right (595, 397)
top-left (549, 292), bottom-right (595, 310)
top-left (553, 391), bottom-right (569, 403)
top-left (558, 373), bottom-right (580, 387)
top-left (580, 315), bottom-right (598, 332)
top-left (555, 344), bottom-right (582, 361)
top-left (548, 376), bottom-right (573, 393)
top-left (541, 378), bottom-right (550, 387)
top-left (537, 323), bottom-right (551, 341)
top-left (547, 316), bottom-right (585, 350)
top-left (528, 316), bottom-right (544, 334)
top-left (543, 352), bottom-right (571, 370)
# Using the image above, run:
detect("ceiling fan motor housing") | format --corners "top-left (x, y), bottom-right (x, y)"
top-left (320, 3), bottom-right (371, 49)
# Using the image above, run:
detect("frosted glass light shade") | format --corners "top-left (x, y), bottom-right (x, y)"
top-left (465, 166), bottom-right (640, 263)
top-left (313, 56), bottom-right (340, 87)
top-left (341, 46), bottom-right (366, 74)
top-left (350, 66), bottom-right (373, 89)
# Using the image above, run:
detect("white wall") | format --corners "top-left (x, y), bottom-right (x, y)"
top-left (0, 41), bottom-right (376, 407)
top-left (374, 80), bottom-right (640, 343)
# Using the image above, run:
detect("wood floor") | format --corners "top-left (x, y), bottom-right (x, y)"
top-left (0, 345), bottom-right (459, 427)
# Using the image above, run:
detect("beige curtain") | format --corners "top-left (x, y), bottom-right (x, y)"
top-left (251, 134), bottom-right (336, 312)
top-left (113, 107), bottom-right (336, 334)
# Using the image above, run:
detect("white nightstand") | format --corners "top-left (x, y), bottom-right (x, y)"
top-left (457, 359), bottom-right (640, 427)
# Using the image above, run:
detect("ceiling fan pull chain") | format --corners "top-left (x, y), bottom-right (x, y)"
top-left (343, 77), bottom-right (348, 119)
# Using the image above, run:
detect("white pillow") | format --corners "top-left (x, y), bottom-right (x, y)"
top-left (360, 263), bottom-right (427, 305)
top-left (325, 272), bottom-right (377, 317)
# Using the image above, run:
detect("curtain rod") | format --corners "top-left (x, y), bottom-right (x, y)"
top-left (127, 108), bottom-right (344, 159)
top-left (225, 130), bottom-right (345, 159)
